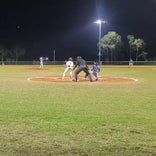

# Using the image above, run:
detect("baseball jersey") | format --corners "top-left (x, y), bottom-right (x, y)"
top-left (40, 57), bottom-right (43, 62)
top-left (75, 57), bottom-right (87, 67)
top-left (92, 64), bottom-right (100, 72)
top-left (66, 60), bottom-right (74, 69)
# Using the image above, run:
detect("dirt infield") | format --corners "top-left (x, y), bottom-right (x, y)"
top-left (27, 76), bottom-right (138, 84)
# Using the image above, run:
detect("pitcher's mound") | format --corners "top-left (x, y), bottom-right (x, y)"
top-left (27, 76), bottom-right (138, 84)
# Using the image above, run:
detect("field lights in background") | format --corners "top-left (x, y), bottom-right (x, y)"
top-left (94, 19), bottom-right (107, 64)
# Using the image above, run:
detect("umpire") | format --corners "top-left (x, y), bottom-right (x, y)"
top-left (73, 56), bottom-right (93, 82)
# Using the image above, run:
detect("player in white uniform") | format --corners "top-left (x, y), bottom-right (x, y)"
top-left (39, 57), bottom-right (43, 69)
top-left (129, 59), bottom-right (134, 67)
top-left (62, 57), bottom-right (74, 79)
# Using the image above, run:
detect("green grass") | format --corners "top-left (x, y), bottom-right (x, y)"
top-left (0, 65), bottom-right (156, 156)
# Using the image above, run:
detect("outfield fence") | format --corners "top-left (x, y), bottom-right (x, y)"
top-left (0, 61), bottom-right (156, 65)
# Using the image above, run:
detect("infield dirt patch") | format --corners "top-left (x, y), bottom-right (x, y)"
top-left (28, 76), bottom-right (137, 84)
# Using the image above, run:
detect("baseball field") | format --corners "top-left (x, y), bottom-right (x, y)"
top-left (0, 65), bottom-right (156, 156)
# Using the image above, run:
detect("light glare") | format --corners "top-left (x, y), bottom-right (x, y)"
top-left (94, 19), bottom-right (107, 24)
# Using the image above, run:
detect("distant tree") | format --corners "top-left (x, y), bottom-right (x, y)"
top-left (138, 51), bottom-right (148, 61)
top-left (0, 45), bottom-right (7, 65)
top-left (100, 31), bottom-right (123, 62)
top-left (127, 35), bottom-right (147, 61)
top-left (10, 45), bottom-right (26, 64)
top-left (127, 35), bottom-right (135, 59)
top-left (133, 38), bottom-right (146, 61)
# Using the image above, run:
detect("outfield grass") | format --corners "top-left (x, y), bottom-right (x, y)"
top-left (0, 65), bottom-right (156, 156)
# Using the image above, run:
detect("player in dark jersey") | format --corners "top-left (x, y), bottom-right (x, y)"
top-left (73, 56), bottom-right (93, 82)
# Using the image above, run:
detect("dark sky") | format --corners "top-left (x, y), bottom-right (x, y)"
top-left (0, 0), bottom-right (156, 60)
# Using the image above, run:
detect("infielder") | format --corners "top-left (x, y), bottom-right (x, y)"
top-left (62, 57), bottom-right (74, 79)
top-left (129, 59), bottom-right (134, 67)
top-left (39, 56), bottom-right (43, 68)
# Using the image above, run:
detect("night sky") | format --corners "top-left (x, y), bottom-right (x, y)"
top-left (0, 0), bottom-right (156, 61)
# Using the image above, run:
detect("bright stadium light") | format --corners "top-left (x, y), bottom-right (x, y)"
top-left (94, 19), bottom-right (107, 64)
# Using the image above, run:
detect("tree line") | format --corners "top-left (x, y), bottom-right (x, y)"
top-left (0, 45), bottom-right (26, 64)
top-left (99, 32), bottom-right (148, 62)
top-left (0, 31), bottom-right (151, 64)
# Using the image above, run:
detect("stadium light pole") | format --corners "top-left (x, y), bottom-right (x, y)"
top-left (94, 19), bottom-right (107, 64)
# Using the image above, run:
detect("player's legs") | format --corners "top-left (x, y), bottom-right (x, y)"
top-left (62, 67), bottom-right (69, 79)
top-left (73, 66), bottom-right (83, 82)
top-left (83, 67), bottom-right (93, 82)
top-left (93, 72), bottom-right (98, 80)
top-left (40, 62), bottom-right (43, 68)
top-left (85, 70), bottom-right (93, 80)
top-left (69, 69), bottom-right (72, 79)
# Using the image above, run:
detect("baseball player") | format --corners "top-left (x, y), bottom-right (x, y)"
top-left (129, 59), bottom-right (134, 67)
top-left (91, 61), bottom-right (100, 81)
top-left (62, 57), bottom-right (74, 79)
top-left (72, 56), bottom-right (93, 82)
top-left (39, 56), bottom-right (43, 68)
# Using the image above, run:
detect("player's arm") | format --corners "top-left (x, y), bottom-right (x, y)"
top-left (86, 64), bottom-right (89, 70)
top-left (73, 65), bottom-right (77, 70)
top-left (73, 61), bottom-right (78, 70)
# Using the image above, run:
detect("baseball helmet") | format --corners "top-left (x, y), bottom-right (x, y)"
top-left (94, 62), bottom-right (98, 65)
top-left (76, 56), bottom-right (82, 60)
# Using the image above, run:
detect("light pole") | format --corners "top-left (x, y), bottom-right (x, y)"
top-left (94, 19), bottom-right (107, 64)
